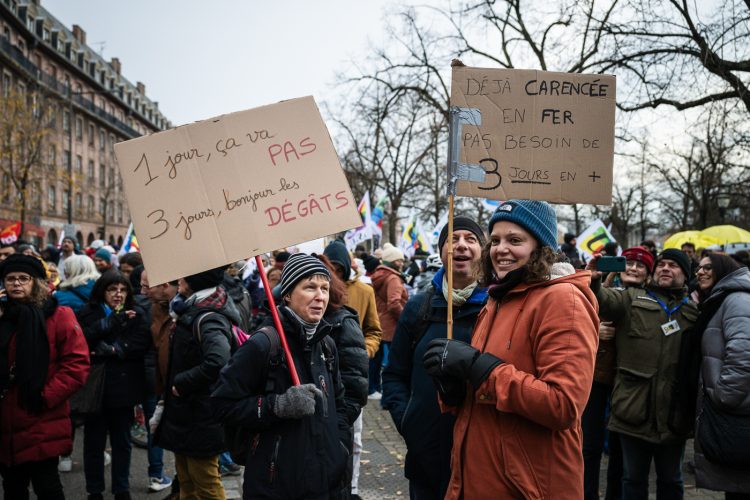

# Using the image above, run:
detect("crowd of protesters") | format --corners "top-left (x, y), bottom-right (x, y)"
top-left (0, 205), bottom-right (749, 500)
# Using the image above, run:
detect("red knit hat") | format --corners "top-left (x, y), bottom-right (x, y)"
top-left (621, 246), bottom-right (655, 273)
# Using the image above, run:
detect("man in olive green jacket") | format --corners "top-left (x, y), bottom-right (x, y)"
top-left (591, 249), bottom-right (698, 499)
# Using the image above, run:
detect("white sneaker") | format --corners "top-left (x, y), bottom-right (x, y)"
top-left (104, 451), bottom-right (111, 466)
top-left (367, 391), bottom-right (382, 400)
top-left (149, 474), bottom-right (173, 492)
top-left (58, 455), bottom-right (72, 472)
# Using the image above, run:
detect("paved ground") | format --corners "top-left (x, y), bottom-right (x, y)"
top-left (56, 404), bottom-right (724, 499)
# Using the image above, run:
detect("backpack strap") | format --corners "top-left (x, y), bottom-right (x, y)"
top-left (410, 284), bottom-right (436, 351)
top-left (254, 326), bottom-right (283, 393)
top-left (192, 311), bottom-right (234, 350)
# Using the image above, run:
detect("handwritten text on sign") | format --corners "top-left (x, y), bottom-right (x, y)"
top-left (114, 96), bottom-right (361, 285)
top-left (451, 67), bottom-right (616, 205)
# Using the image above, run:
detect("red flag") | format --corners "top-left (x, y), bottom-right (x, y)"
top-left (0, 222), bottom-right (21, 245)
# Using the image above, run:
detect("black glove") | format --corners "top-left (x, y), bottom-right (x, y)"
top-left (423, 338), bottom-right (505, 389)
top-left (432, 375), bottom-right (467, 407)
top-left (93, 341), bottom-right (116, 357)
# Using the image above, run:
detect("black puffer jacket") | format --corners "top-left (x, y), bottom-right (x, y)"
top-left (325, 305), bottom-right (368, 425)
top-left (211, 307), bottom-right (351, 500)
top-left (155, 288), bottom-right (238, 457)
top-left (77, 303), bottom-right (152, 409)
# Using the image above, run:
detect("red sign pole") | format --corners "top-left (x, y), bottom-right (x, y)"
top-left (255, 256), bottom-right (301, 386)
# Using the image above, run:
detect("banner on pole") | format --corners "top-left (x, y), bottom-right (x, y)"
top-left (114, 97), bottom-right (361, 285)
top-left (451, 66), bottom-right (615, 205)
top-left (576, 219), bottom-right (617, 259)
top-left (0, 222), bottom-right (21, 245)
top-left (344, 191), bottom-right (373, 250)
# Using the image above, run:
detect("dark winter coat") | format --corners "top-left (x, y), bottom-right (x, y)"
top-left (211, 307), bottom-right (351, 500)
top-left (325, 305), bottom-right (368, 425)
top-left (382, 268), bottom-right (486, 496)
top-left (155, 289), bottom-right (237, 457)
top-left (55, 279), bottom-right (96, 314)
top-left (77, 303), bottom-right (152, 408)
top-left (694, 267), bottom-right (750, 493)
top-left (596, 281), bottom-right (699, 443)
top-left (222, 274), bottom-right (253, 332)
top-left (370, 265), bottom-right (408, 342)
top-left (0, 300), bottom-right (89, 466)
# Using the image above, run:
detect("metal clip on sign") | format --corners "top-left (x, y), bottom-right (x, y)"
top-left (447, 106), bottom-right (486, 196)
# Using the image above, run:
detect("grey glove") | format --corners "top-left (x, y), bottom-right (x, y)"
top-left (272, 383), bottom-right (322, 419)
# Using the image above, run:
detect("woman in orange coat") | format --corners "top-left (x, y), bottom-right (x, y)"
top-left (423, 200), bottom-right (598, 499)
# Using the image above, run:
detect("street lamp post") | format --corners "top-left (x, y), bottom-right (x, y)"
top-left (66, 88), bottom-right (119, 224)
top-left (717, 193), bottom-right (731, 224)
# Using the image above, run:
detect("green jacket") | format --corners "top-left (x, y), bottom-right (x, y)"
top-left (595, 282), bottom-right (698, 444)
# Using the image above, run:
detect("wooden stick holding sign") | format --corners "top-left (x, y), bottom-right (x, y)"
top-left (255, 255), bottom-right (300, 386)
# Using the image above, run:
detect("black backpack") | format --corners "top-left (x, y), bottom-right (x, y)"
top-left (410, 285), bottom-right (436, 352)
top-left (224, 326), bottom-right (336, 465)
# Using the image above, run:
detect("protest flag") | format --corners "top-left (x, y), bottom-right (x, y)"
top-left (0, 222), bottom-right (21, 245)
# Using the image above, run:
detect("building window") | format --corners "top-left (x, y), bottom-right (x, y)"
top-left (76, 154), bottom-right (82, 174)
top-left (88, 123), bottom-right (94, 146)
top-left (87, 160), bottom-right (94, 179)
top-left (43, 28), bottom-right (50, 42)
top-left (108, 168), bottom-right (115, 189)
top-left (2, 71), bottom-right (11, 97)
top-left (47, 185), bottom-right (56, 212)
top-left (99, 164), bottom-right (106, 187)
top-left (109, 134), bottom-right (115, 153)
top-left (107, 202), bottom-right (114, 220)
top-left (75, 116), bottom-right (82, 140)
top-left (99, 129), bottom-right (105, 151)
top-left (62, 189), bottom-right (69, 213)
top-left (99, 197), bottom-right (106, 216)
top-left (63, 150), bottom-right (71, 170)
top-left (75, 192), bottom-right (82, 215)
top-left (87, 195), bottom-right (94, 218)
top-left (1, 175), bottom-right (10, 204)
top-left (117, 202), bottom-right (123, 223)
top-left (48, 145), bottom-right (56, 170)
top-left (62, 110), bottom-right (70, 132)
top-left (31, 182), bottom-right (41, 210)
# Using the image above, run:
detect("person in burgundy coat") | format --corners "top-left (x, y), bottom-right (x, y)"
top-left (0, 254), bottom-right (90, 499)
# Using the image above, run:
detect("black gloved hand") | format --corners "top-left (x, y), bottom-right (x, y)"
top-left (423, 338), bottom-right (505, 389)
top-left (423, 339), bottom-right (480, 381)
top-left (432, 375), bottom-right (467, 407)
top-left (93, 341), bottom-right (116, 357)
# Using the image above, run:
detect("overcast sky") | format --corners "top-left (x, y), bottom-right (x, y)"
top-left (44, 0), bottom-right (433, 126)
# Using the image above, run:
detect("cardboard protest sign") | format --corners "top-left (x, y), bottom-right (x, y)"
top-left (576, 219), bottom-right (617, 259)
top-left (114, 96), bottom-right (361, 285)
top-left (451, 66), bottom-right (615, 205)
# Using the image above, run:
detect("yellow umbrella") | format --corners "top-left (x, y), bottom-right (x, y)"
top-left (663, 231), bottom-right (720, 250)
top-left (700, 225), bottom-right (750, 245)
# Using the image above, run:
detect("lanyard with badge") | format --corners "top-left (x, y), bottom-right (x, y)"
top-left (646, 291), bottom-right (688, 336)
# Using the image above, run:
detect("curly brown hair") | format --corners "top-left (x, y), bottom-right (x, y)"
top-left (27, 277), bottom-right (51, 306)
top-left (480, 243), bottom-right (557, 287)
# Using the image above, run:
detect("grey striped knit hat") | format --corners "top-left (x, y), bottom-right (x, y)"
top-left (278, 253), bottom-right (332, 298)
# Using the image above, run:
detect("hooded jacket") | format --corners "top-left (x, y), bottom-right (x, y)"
top-left (0, 299), bottom-right (89, 466)
top-left (446, 265), bottom-right (598, 500)
top-left (155, 287), bottom-right (238, 457)
top-left (344, 272), bottom-right (382, 358)
top-left (595, 281), bottom-right (699, 443)
top-left (693, 267), bottom-right (750, 493)
top-left (370, 265), bottom-right (408, 342)
top-left (383, 268), bottom-right (486, 496)
top-left (211, 307), bottom-right (351, 499)
top-left (222, 274), bottom-right (253, 332)
top-left (55, 279), bottom-right (96, 314)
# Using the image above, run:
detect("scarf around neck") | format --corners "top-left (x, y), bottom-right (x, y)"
top-left (283, 306), bottom-right (319, 340)
top-left (0, 300), bottom-right (50, 414)
top-left (487, 268), bottom-right (527, 301)
top-left (441, 274), bottom-right (479, 307)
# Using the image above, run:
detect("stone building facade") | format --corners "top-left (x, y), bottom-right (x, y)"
top-left (0, 0), bottom-right (170, 248)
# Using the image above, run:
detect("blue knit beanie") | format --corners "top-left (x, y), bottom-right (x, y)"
top-left (488, 200), bottom-right (559, 249)
top-left (94, 247), bottom-right (112, 263)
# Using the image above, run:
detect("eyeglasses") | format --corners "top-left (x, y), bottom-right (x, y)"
top-left (106, 287), bottom-right (128, 295)
top-left (696, 264), bottom-right (712, 273)
top-left (4, 275), bottom-right (32, 285)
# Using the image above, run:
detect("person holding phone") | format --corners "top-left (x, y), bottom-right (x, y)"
top-left (589, 249), bottom-right (698, 499)
top-left (0, 254), bottom-right (89, 499)
top-left (582, 246), bottom-right (654, 499)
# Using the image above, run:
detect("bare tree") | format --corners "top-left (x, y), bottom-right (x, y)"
top-left (0, 87), bottom-right (54, 235)
top-left (603, 0), bottom-right (750, 114)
